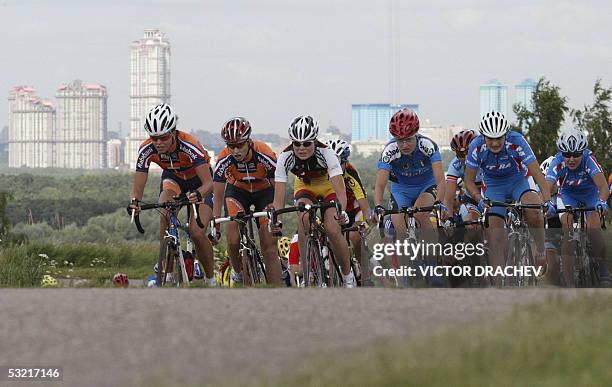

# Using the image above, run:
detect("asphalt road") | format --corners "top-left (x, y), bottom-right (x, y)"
top-left (0, 288), bottom-right (603, 387)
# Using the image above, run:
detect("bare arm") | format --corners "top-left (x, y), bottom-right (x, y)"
top-left (593, 172), bottom-right (610, 201)
top-left (131, 171), bottom-right (148, 200)
top-left (464, 167), bottom-right (480, 202)
top-left (432, 161), bottom-right (445, 202)
top-left (443, 179), bottom-right (458, 211)
top-left (329, 175), bottom-right (347, 211)
top-left (374, 169), bottom-right (390, 207)
top-left (194, 164), bottom-right (213, 197)
top-left (357, 198), bottom-right (371, 223)
top-left (272, 181), bottom-right (287, 210)
top-left (527, 161), bottom-right (550, 202)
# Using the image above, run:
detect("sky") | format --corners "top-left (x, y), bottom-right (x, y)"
top-left (1, 0), bottom-right (611, 136)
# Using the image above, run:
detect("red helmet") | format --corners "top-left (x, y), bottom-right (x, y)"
top-left (389, 108), bottom-right (419, 138)
top-left (451, 130), bottom-right (476, 155)
top-left (112, 273), bottom-right (129, 288)
top-left (221, 117), bottom-right (252, 144)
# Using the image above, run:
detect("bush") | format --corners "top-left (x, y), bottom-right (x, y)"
top-left (0, 245), bottom-right (45, 287)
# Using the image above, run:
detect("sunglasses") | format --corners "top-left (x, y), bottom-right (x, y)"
top-left (150, 132), bottom-right (173, 142)
top-left (227, 142), bottom-right (247, 149)
top-left (292, 141), bottom-right (313, 148)
top-left (562, 151), bottom-right (582, 159)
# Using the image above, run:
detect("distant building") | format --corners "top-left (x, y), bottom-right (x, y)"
top-left (55, 80), bottom-right (108, 169)
top-left (515, 78), bottom-right (537, 113)
top-left (107, 139), bottom-right (123, 169)
top-left (8, 86), bottom-right (56, 168)
top-left (480, 79), bottom-right (507, 117)
top-left (0, 125), bottom-right (7, 155)
top-left (351, 139), bottom-right (388, 157)
top-left (419, 123), bottom-right (466, 152)
top-left (351, 103), bottom-right (419, 141)
top-left (125, 29), bottom-right (171, 169)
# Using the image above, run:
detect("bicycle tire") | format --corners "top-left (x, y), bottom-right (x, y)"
top-left (156, 238), bottom-right (175, 287)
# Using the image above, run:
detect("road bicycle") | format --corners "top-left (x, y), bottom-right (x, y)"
top-left (210, 211), bottom-right (268, 286)
top-left (269, 201), bottom-right (343, 287)
top-left (487, 200), bottom-right (546, 287)
top-left (556, 206), bottom-right (607, 287)
top-left (131, 197), bottom-right (205, 287)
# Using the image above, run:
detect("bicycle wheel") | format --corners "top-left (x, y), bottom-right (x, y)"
top-left (327, 246), bottom-right (342, 287)
top-left (303, 237), bottom-right (324, 287)
top-left (503, 233), bottom-right (519, 287)
top-left (156, 238), bottom-right (175, 287)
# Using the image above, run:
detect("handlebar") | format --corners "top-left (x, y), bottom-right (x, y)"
top-left (130, 197), bottom-right (204, 234)
top-left (267, 201), bottom-right (341, 237)
top-left (557, 206), bottom-right (607, 230)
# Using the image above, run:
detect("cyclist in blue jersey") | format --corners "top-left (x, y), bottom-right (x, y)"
top-left (464, 111), bottom-right (551, 272)
top-left (374, 108), bottom-right (446, 239)
top-left (545, 129), bottom-right (609, 283)
top-left (442, 129), bottom-right (482, 224)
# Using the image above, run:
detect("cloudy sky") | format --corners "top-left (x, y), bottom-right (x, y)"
top-left (1, 0), bottom-right (611, 136)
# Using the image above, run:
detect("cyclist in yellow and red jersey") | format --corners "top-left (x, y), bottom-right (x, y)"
top-left (269, 115), bottom-right (356, 288)
top-left (127, 104), bottom-right (217, 286)
top-left (212, 117), bottom-right (282, 286)
top-left (326, 139), bottom-right (372, 270)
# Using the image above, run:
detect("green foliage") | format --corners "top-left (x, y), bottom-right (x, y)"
top-left (513, 77), bottom-right (569, 161)
top-left (274, 294), bottom-right (612, 387)
top-left (0, 173), bottom-right (160, 226)
top-left (573, 79), bottom-right (612, 174)
top-left (0, 190), bottom-right (11, 237)
top-left (0, 245), bottom-right (46, 287)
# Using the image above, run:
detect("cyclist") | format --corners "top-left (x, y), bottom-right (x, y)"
top-left (545, 129), bottom-right (610, 283)
top-left (269, 115), bottom-right (356, 287)
top-left (128, 104), bottom-right (217, 286)
top-left (464, 111), bottom-right (551, 275)
top-left (539, 156), bottom-right (563, 284)
top-left (327, 138), bottom-right (372, 271)
top-left (443, 129), bottom-right (482, 224)
top-left (374, 108), bottom-right (446, 239)
top-left (212, 117), bottom-right (282, 286)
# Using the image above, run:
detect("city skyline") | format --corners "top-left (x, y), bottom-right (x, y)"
top-left (2, 1), bottom-right (611, 136)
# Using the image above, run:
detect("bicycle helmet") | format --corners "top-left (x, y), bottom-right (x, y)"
top-left (144, 103), bottom-right (177, 137)
top-left (479, 111), bottom-right (509, 139)
top-left (557, 128), bottom-right (587, 153)
top-left (112, 273), bottom-right (129, 288)
top-left (41, 274), bottom-right (58, 288)
top-left (389, 108), bottom-right (419, 138)
top-left (277, 237), bottom-right (291, 258)
top-left (221, 117), bottom-right (252, 144)
top-left (288, 115), bottom-right (319, 142)
top-left (540, 156), bottom-right (555, 175)
top-left (326, 139), bottom-right (351, 161)
top-left (451, 130), bottom-right (476, 154)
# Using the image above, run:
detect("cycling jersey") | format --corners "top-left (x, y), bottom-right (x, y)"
top-left (275, 141), bottom-right (343, 183)
top-left (446, 156), bottom-right (482, 199)
top-left (214, 140), bottom-right (277, 192)
top-left (377, 135), bottom-right (441, 187)
top-left (465, 131), bottom-right (536, 182)
top-left (545, 150), bottom-right (603, 195)
top-left (136, 131), bottom-right (211, 180)
top-left (344, 163), bottom-right (367, 213)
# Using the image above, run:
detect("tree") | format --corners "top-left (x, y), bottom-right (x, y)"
top-left (512, 77), bottom-right (569, 161)
top-left (572, 79), bottom-right (612, 174)
top-left (0, 191), bottom-right (12, 237)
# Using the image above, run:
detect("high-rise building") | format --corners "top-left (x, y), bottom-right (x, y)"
top-left (515, 78), bottom-right (537, 113)
top-left (55, 80), bottom-right (108, 169)
top-left (8, 86), bottom-right (56, 168)
top-left (125, 29), bottom-right (171, 169)
top-left (351, 104), bottom-right (419, 141)
top-left (480, 79), bottom-right (507, 117)
top-left (107, 139), bottom-right (123, 169)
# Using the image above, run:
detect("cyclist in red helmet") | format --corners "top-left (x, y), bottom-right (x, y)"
top-left (212, 117), bottom-right (282, 285)
top-left (374, 108), bottom-right (446, 238)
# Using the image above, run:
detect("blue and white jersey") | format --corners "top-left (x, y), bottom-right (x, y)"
top-left (465, 131), bottom-right (536, 182)
top-left (377, 135), bottom-right (441, 187)
top-left (545, 150), bottom-right (603, 194)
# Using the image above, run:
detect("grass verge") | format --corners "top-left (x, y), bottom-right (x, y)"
top-left (269, 293), bottom-right (612, 387)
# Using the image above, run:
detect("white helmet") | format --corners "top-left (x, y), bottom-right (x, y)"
top-left (144, 104), bottom-right (177, 137)
top-left (479, 111), bottom-right (509, 139)
top-left (288, 115), bottom-right (319, 142)
top-left (557, 128), bottom-right (587, 153)
top-left (540, 156), bottom-right (555, 175)
top-left (326, 138), bottom-right (351, 161)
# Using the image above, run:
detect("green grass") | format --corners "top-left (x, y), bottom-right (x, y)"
top-left (269, 293), bottom-right (612, 387)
